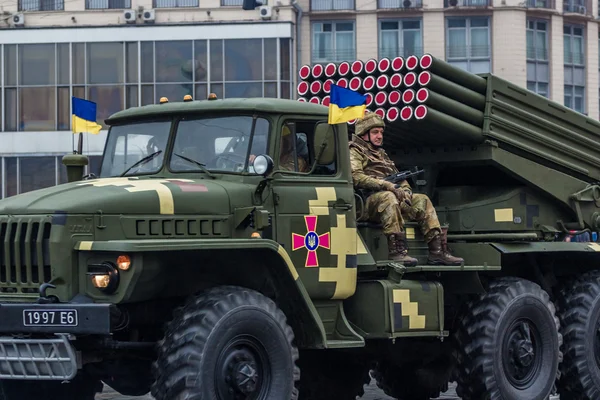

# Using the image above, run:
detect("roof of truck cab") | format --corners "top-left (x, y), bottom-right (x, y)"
top-left (106, 97), bottom-right (330, 124)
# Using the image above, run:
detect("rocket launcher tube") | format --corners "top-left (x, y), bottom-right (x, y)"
top-left (411, 106), bottom-right (484, 143)
top-left (418, 71), bottom-right (486, 110)
top-left (419, 53), bottom-right (487, 94)
top-left (417, 88), bottom-right (484, 127)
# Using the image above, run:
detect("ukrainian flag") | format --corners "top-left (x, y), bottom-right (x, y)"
top-left (328, 84), bottom-right (367, 125)
top-left (72, 97), bottom-right (103, 135)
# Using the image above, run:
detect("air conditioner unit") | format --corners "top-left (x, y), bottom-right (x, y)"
top-left (12, 13), bottom-right (25, 26)
top-left (142, 9), bottom-right (155, 23)
top-left (259, 5), bottom-right (272, 19)
top-left (123, 9), bottom-right (136, 23)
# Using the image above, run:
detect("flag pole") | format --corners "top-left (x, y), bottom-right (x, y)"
top-left (77, 132), bottom-right (83, 154)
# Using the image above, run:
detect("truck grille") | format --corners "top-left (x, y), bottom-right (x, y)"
top-left (0, 217), bottom-right (52, 294)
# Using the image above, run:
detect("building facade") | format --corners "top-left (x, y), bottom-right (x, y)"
top-left (1, 0), bottom-right (600, 196)
top-left (0, 4), bottom-right (295, 197)
top-left (297, 0), bottom-right (600, 118)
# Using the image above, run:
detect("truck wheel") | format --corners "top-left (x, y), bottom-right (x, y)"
top-left (556, 270), bottom-right (600, 400)
top-left (0, 371), bottom-right (102, 400)
top-left (151, 285), bottom-right (300, 400)
top-left (453, 277), bottom-right (562, 400)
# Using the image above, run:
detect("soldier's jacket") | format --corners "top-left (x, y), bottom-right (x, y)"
top-left (348, 134), bottom-right (412, 195)
top-left (280, 153), bottom-right (308, 172)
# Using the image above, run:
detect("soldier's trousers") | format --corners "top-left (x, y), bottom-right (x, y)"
top-left (365, 191), bottom-right (442, 242)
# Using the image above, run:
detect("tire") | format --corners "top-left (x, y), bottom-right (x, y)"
top-left (556, 269), bottom-right (600, 400)
top-left (453, 277), bottom-right (562, 400)
top-left (0, 371), bottom-right (102, 400)
top-left (151, 285), bottom-right (300, 400)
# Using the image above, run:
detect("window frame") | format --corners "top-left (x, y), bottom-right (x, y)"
top-left (311, 20), bottom-right (357, 63)
top-left (526, 18), bottom-right (550, 98)
top-left (378, 18), bottom-right (423, 59)
top-left (445, 16), bottom-right (492, 73)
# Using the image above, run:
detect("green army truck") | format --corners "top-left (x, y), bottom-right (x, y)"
top-left (0, 55), bottom-right (599, 400)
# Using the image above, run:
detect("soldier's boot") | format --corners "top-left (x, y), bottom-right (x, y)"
top-left (427, 227), bottom-right (464, 266)
top-left (387, 232), bottom-right (418, 267)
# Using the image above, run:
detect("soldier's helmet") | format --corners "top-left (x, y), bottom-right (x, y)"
top-left (355, 112), bottom-right (385, 137)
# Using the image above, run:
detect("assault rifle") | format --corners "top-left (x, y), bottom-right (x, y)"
top-left (384, 167), bottom-right (424, 188)
top-left (356, 167), bottom-right (425, 200)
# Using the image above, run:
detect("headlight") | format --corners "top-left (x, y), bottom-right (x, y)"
top-left (87, 262), bottom-right (120, 294)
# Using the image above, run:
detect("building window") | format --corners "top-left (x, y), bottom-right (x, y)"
top-left (379, 19), bottom-right (423, 59)
top-left (563, 0), bottom-right (586, 13)
top-left (153, 0), bottom-right (199, 7)
top-left (445, 16), bottom-right (491, 74)
top-left (86, 0), bottom-right (131, 8)
top-left (311, 0), bottom-right (354, 11)
top-left (312, 21), bottom-right (356, 63)
top-left (526, 19), bottom-right (549, 98)
top-left (0, 155), bottom-right (103, 198)
top-left (564, 24), bottom-right (585, 113)
top-left (2, 38), bottom-right (292, 132)
top-left (19, 0), bottom-right (64, 11)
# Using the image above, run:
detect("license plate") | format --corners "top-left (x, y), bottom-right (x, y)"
top-left (22, 309), bottom-right (78, 327)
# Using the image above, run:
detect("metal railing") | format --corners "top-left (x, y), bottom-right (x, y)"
top-left (563, 2), bottom-right (586, 13)
top-left (221, 0), bottom-right (243, 5)
top-left (86, 0), bottom-right (131, 8)
top-left (311, 49), bottom-right (356, 62)
top-left (446, 44), bottom-right (490, 59)
top-left (153, 0), bottom-right (198, 7)
top-left (379, 46), bottom-right (424, 58)
top-left (564, 51), bottom-right (585, 65)
top-left (444, 0), bottom-right (491, 6)
top-left (525, 0), bottom-right (555, 8)
top-left (378, 0), bottom-right (423, 9)
top-left (311, 0), bottom-right (354, 10)
top-left (19, 0), bottom-right (63, 10)
top-left (526, 46), bottom-right (548, 60)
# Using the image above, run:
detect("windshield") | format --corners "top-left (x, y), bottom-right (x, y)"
top-left (100, 121), bottom-right (171, 177)
top-left (170, 115), bottom-right (269, 173)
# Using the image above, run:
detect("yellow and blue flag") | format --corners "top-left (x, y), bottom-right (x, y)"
top-left (328, 84), bottom-right (367, 124)
top-left (72, 97), bottom-right (103, 134)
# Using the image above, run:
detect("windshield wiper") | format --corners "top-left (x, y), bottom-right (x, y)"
top-left (120, 150), bottom-right (162, 177)
top-left (174, 153), bottom-right (215, 179)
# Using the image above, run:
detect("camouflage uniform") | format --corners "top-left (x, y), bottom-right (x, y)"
top-left (280, 152), bottom-right (308, 172)
top-left (349, 112), bottom-right (464, 267)
top-left (279, 125), bottom-right (309, 172)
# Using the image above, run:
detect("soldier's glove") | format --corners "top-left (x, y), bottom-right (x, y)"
top-left (394, 188), bottom-right (412, 207)
top-left (382, 181), bottom-right (396, 192)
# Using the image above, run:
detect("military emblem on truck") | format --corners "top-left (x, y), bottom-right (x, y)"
top-left (292, 215), bottom-right (330, 267)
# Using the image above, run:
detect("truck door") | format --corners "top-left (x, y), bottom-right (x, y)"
top-left (271, 119), bottom-right (366, 300)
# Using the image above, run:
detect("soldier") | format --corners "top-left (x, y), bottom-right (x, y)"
top-left (279, 126), bottom-right (308, 172)
top-left (249, 126), bottom-right (308, 172)
top-left (349, 112), bottom-right (464, 267)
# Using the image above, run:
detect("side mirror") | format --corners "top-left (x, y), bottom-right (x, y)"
top-left (252, 154), bottom-right (274, 177)
top-left (313, 122), bottom-right (335, 165)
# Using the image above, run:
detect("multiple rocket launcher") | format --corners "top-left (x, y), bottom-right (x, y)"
top-left (296, 53), bottom-right (489, 147)
top-left (297, 53), bottom-right (600, 184)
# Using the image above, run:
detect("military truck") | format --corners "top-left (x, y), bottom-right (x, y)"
top-left (0, 54), bottom-right (598, 400)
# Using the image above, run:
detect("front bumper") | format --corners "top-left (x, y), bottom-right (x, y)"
top-left (0, 302), bottom-right (111, 380)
